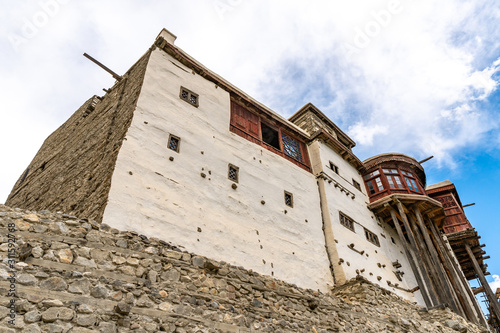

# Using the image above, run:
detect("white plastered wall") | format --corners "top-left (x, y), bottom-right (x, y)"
top-left (102, 48), bottom-right (333, 292)
top-left (314, 140), bottom-right (425, 304)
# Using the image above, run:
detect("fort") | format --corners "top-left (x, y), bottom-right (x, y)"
top-left (1, 28), bottom-right (498, 332)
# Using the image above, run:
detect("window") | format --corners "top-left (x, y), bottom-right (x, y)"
top-left (382, 168), bottom-right (404, 190)
top-left (363, 169), bottom-right (380, 180)
top-left (228, 164), bottom-right (239, 183)
top-left (229, 100), bottom-right (310, 171)
top-left (284, 191), bottom-right (293, 207)
top-left (363, 169), bottom-right (385, 195)
top-left (168, 135), bottom-right (180, 153)
top-left (365, 228), bottom-right (380, 246)
top-left (261, 122), bottom-right (280, 150)
top-left (352, 179), bottom-right (361, 192)
top-left (405, 177), bottom-right (420, 192)
top-left (329, 162), bottom-right (339, 174)
top-left (401, 169), bottom-right (421, 193)
top-left (400, 170), bottom-right (414, 177)
top-left (179, 86), bottom-right (199, 107)
top-left (282, 133), bottom-right (303, 162)
top-left (339, 212), bottom-right (355, 232)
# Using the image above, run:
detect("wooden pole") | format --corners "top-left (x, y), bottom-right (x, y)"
top-left (408, 213), bottom-right (449, 308)
top-left (388, 206), bottom-right (432, 307)
top-left (83, 53), bottom-right (123, 81)
top-left (465, 244), bottom-right (500, 320)
top-left (428, 220), bottom-right (487, 326)
top-left (413, 207), bottom-right (463, 316)
top-left (395, 200), bottom-right (438, 306)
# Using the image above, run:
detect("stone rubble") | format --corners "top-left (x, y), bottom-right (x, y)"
top-left (0, 205), bottom-right (490, 332)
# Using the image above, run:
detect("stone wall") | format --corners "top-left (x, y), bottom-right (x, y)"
top-left (5, 49), bottom-right (151, 222)
top-left (0, 205), bottom-right (488, 332)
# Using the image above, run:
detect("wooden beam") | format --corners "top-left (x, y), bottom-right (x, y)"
top-left (428, 220), bottom-right (487, 326)
top-left (408, 214), bottom-right (446, 306)
top-left (413, 207), bottom-right (464, 318)
top-left (395, 200), bottom-right (438, 306)
top-left (388, 206), bottom-right (432, 307)
top-left (465, 244), bottom-right (500, 320)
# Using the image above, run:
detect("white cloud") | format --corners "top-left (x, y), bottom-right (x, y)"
top-left (490, 274), bottom-right (500, 293)
top-left (348, 124), bottom-right (388, 146)
top-left (0, 0), bottom-right (500, 201)
top-left (249, 0), bottom-right (500, 165)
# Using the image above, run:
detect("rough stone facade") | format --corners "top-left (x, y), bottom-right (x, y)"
top-left (0, 205), bottom-right (488, 332)
top-left (5, 49), bottom-right (151, 222)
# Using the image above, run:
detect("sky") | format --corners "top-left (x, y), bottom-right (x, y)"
top-left (1, 0), bottom-right (499, 307)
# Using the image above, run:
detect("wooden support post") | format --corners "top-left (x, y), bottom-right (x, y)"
top-left (428, 220), bottom-right (487, 327)
top-left (395, 200), bottom-right (438, 306)
top-left (465, 244), bottom-right (500, 320)
top-left (413, 207), bottom-right (463, 317)
top-left (388, 206), bottom-right (432, 307)
top-left (408, 213), bottom-right (449, 308)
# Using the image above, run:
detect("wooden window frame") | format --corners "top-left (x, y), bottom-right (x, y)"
top-left (364, 228), bottom-right (380, 247)
top-left (339, 211), bottom-right (355, 232)
top-left (363, 168), bottom-right (385, 195)
top-left (168, 134), bottom-right (181, 153)
top-left (382, 168), bottom-right (405, 190)
top-left (229, 100), bottom-right (310, 172)
top-left (400, 169), bottom-right (423, 193)
top-left (260, 121), bottom-right (282, 153)
top-left (329, 161), bottom-right (339, 174)
top-left (179, 86), bottom-right (199, 107)
top-left (352, 179), bottom-right (361, 192)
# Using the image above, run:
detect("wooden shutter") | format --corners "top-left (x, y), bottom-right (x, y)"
top-left (230, 101), bottom-right (260, 140)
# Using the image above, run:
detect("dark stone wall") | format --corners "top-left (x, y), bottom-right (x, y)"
top-left (0, 205), bottom-right (488, 332)
top-left (6, 50), bottom-right (152, 221)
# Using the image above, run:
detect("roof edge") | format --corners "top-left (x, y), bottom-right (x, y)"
top-left (290, 102), bottom-right (356, 148)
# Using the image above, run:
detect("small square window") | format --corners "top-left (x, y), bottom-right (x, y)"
top-left (352, 179), bottom-right (361, 192)
top-left (179, 86), bottom-right (199, 107)
top-left (284, 191), bottom-right (293, 207)
top-left (168, 135), bottom-right (180, 153)
top-left (329, 161), bottom-right (338, 174)
top-left (228, 164), bottom-right (239, 183)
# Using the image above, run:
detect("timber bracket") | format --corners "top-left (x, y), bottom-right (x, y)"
top-left (387, 281), bottom-right (419, 293)
top-left (347, 243), bottom-right (365, 255)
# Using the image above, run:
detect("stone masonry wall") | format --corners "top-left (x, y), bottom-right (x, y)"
top-left (5, 49), bottom-right (151, 221)
top-left (0, 205), bottom-right (488, 333)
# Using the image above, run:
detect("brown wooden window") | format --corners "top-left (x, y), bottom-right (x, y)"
top-left (329, 161), bottom-right (338, 174)
top-left (383, 169), bottom-right (404, 189)
top-left (228, 164), bottom-right (239, 183)
top-left (179, 86), bottom-right (199, 107)
top-left (229, 100), bottom-right (310, 171)
top-left (400, 170), bottom-right (421, 193)
top-left (284, 191), bottom-right (293, 207)
top-left (365, 228), bottom-right (380, 246)
top-left (339, 212), bottom-right (355, 232)
top-left (352, 179), bottom-right (361, 192)
top-left (364, 169), bottom-right (384, 195)
top-left (168, 135), bottom-right (180, 153)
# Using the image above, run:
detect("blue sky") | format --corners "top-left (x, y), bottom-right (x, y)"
top-left (0, 0), bottom-right (499, 306)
